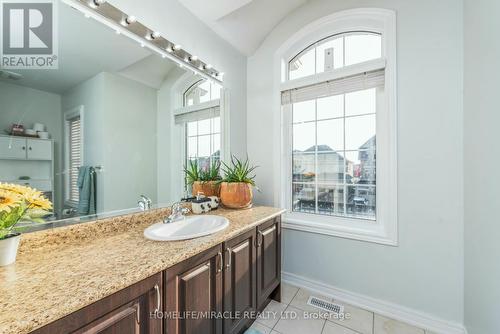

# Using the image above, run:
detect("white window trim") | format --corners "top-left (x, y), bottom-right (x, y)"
top-left (274, 8), bottom-right (398, 246)
top-left (170, 73), bottom-right (230, 198)
top-left (63, 105), bottom-right (84, 208)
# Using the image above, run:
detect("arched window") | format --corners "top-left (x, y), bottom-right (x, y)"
top-left (184, 79), bottom-right (221, 107)
top-left (177, 79), bottom-right (222, 178)
top-left (288, 32), bottom-right (382, 80)
top-left (279, 9), bottom-right (397, 245)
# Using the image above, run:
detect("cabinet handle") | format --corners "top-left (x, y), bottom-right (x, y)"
top-left (154, 284), bottom-right (160, 314)
top-left (22, 146), bottom-right (26, 150)
top-left (217, 252), bottom-right (223, 273)
top-left (257, 230), bottom-right (263, 247)
top-left (226, 247), bottom-right (232, 269)
top-left (29, 147), bottom-right (32, 150)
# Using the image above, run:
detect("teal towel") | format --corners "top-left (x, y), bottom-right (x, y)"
top-left (244, 329), bottom-right (262, 334)
top-left (77, 166), bottom-right (96, 215)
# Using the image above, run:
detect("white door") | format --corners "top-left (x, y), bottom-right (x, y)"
top-left (26, 139), bottom-right (52, 160)
top-left (0, 137), bottom-right (27, 159)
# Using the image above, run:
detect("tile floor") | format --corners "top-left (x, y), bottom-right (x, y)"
top-left (248, 283), bottom-right (435, 334)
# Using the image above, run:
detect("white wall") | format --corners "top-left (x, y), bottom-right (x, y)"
top-left (464, 1), bottom-right (500, 333)
top-left (247, 0), bottom-right (464, 325)
top-left (0, 81), bottom-right (63, 212)
top-left (112, 0), bottom-right (247, 159)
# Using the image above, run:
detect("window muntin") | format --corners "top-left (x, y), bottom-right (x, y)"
top-left (184, 79), bottom-right (222, 107)
top-left (291, 88), bottom-right (377, 220)
top-left (186, 116), bottom-right (221, 171)
top-left (288, 32), bottom-right (382, 81)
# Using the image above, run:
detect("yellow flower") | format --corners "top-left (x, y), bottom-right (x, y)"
top-left (0, 189), bottom-right (22, 213)
top-left (22, 188), bottom-right (52, 210)
top-left (0, 183), bottom-right (52, 211)
top-left (0, 183), bottom-right (31, 195)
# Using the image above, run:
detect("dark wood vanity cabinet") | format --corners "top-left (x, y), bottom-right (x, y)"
top-left (32, 273), bottom-right (162, 334)
top-left (165, 216), bottom-right (281, 334)
top-left (164, 244), bottom-right (223, 334)
top-left (222, 228), bottom-right (258, 334)
top-left (256, 217), bottom-right (281, 309)
top-left (29, 216), bottom-right (281, 334)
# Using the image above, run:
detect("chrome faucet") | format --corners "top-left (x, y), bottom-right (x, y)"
top-left (163, 202), bottom-right (190, 224)
top-left (138, 195), bottom-right (152, 211)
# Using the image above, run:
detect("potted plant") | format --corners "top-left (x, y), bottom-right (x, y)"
top-left (219, 156), bottom-right (258, 209)
top-left (184, 160), bottom-right (222, 197)
top-left (0, 183), bottom-right (52, 266)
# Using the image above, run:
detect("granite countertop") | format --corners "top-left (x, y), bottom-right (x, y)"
top-left (0, 205), bottom-right (285, 334)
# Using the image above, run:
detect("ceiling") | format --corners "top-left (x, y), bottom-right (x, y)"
top-left (178, 0), bottom-right (308, 56)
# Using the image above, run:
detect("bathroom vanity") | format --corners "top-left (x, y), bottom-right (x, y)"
top-left (0, 206), bottom-right (284, 334)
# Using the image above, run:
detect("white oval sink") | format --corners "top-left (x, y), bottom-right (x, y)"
top-left (144, 215), bottom-right (229, 241)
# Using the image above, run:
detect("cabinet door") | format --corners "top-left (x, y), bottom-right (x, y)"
top-left (223, 229), bottom-right (257, 334)
top-left (256, 217), bottom-right (281, 308)
top-left (0, 137), bottom-right (26, 159)
top-left (26, 139), bottom-right (52, 160)
top-left (31, 273), bottom-right (162, 334)
top-left (165, 244), bottom-right (223, 334)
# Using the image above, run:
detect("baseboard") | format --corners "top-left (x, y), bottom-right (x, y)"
top-left (282, 271), bottom-right (466, 334)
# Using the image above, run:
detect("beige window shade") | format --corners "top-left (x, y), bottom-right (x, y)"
top-left (174, 106), bottom-right (220, 124)
top-left (281, 69), bottom-right (385, 105)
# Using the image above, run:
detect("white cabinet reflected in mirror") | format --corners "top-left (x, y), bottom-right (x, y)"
top-left (0, 0), bottom-right (228, 230)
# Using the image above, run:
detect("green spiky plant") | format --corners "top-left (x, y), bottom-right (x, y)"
top-left (220, 155), bottom-right (258, 186)
top-left (184, 159), bottom-right (222, 186)
top-left (199, 160), bottom-right (222, 182)
top-left (184, 160), bottom-right (201, 186)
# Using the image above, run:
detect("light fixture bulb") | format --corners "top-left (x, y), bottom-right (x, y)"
top-left (122, 15), bottom-right (136, 26)
top-left (173, 44), bottom-right (182, 51)
top-left (205, 64), bottom-right (213, 69)
top-left (151, 31), bottom-right (161, 39)
top-left (189, 55), bottom-right (198, 62)
top-left (166, 46), bottom-right (173, 53)
top-left (90, 0), bottom-right (105, 8)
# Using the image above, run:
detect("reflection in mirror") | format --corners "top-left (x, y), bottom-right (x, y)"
top-left (0, 2), bottom-right (225, 229)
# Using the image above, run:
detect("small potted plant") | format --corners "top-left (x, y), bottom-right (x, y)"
top-left (219, 156), bottom-right (258, 209)
top-left (0, 183), bottom-right (52, 266)
top-left (184, 160), bottom-right (222, 197)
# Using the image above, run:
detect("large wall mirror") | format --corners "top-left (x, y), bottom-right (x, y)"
top-left (0, 0), bottom-right (227, 230)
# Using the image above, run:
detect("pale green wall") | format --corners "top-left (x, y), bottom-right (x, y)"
top-left (464, 0), bottom-right (500, 333)
top-left (62, 72), bottom-right (157, 213)
top-left (247, 0), bottom-right (464, 324)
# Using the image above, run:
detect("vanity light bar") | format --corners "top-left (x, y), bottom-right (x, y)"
top-left (67, 0), bottom-right (223, 83)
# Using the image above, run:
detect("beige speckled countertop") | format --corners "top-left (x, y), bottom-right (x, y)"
top-left (0, 206), bottom-right (285, 334)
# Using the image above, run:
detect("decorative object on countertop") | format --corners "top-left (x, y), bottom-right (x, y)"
top-left (219, 155), bottom-right (258, 209)
top-left (190, 193), bottom-right (220, 214)
top-left (0, 183), bottom-right (52, 266)
top-left (184, 159), bottom-right (222, 197)
top-left (9, 123), bottom-right (24, 136)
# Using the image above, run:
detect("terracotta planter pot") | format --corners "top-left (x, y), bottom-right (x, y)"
top-left (220, 182), bottom-right (253, 209)
top-left (192, 181), bottom-right (220, 197)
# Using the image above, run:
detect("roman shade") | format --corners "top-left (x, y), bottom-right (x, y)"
top-left (281, 69), bottom-right (385, 105)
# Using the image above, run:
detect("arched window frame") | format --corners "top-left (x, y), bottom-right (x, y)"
top-left (275, 8), bottom-right (398, 246)
top-left (169, 73), bottom-right (230, 197)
